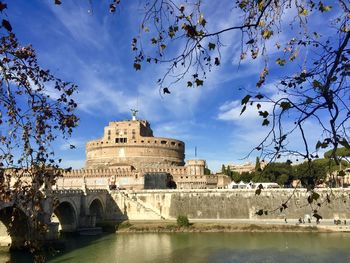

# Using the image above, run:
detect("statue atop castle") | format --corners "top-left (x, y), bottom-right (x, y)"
top-left (130, 109), bottom-right (138, 121)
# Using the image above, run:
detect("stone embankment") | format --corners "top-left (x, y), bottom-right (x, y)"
top-left (111, 188), bottom-right (350, 222)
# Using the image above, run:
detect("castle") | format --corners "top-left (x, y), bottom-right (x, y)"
top-left (59, 111), bottom-right (229, 190)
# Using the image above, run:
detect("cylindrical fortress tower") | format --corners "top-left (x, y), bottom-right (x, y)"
top-left (186, 159), bottom-right (206, 176)
top-left (85, 119), bottom-right (185, 169)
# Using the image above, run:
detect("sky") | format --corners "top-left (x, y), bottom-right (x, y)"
top-left (6, 0), bottom-right (342, 172)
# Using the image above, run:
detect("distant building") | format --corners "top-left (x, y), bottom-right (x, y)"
top-left (227, 161), bottom-right (266, 174)
top-left (60, 112), bottom-right (221, 190)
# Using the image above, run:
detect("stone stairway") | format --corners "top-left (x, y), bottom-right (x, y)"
top-left (119, 191), bottom-right (165, 220)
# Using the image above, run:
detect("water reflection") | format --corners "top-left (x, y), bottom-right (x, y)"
top-left (2, 232), bottom-right (350, 263)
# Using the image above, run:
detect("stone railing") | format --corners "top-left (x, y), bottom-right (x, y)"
top-left (51, 189), bottom-right (84, 195)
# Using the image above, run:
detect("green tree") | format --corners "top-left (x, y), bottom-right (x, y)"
top-left (240, 171), bottom-right (253, 183)
top-left (204, 167), bottom-right (211, 175)
top-left (276, 174), bottom-right (289, 187)
top-left (226, 166), bottom-right (232, 178)
top-left (255, 157), bottom-right (261, 172)
top-left (294, 159), bottom-right (331, 187)
top-left (231, 171), bottom-right (241, 182)
top-left (221, 164), bottom-right (226, 175)
top-left (324, 147), bottom-right (350, 159)
top-left (250, 162), bottom-right (294, 185)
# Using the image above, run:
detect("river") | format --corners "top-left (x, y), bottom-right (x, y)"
top-left (1, 232), bottom-right (350, 262)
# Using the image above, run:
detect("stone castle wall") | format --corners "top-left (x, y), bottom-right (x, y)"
top-left (86, 140), bottom-right (185, 169)
top-left (111, 188), bottom-right (350, 220)
top-left (85, 120), bottom-right (185, 169)
top-left (59, 159), bottom-right (215, 190)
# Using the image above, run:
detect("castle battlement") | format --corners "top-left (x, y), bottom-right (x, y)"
top-left (62, 168), bottom-right (137, 178)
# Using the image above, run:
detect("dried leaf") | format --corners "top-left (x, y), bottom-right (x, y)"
top-left (2, 19), bottom-right (12, 32)
top-left (163, 87), bottom-right (171, 94)
top-left (133, 63), bottom-right (141, 71)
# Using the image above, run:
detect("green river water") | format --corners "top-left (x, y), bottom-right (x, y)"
top-left (1, 232), bottom-right (350, 263)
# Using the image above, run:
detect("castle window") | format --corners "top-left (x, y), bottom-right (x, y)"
top-left (178, 143), bottom-right (182, 147)
top-left (154, 140), bottom-right (157, 143)
top-left (108, 136), bottom-right (110, 140)
top-left (115, 138), bottom-right (119, 143)
top-left (171, 142), bottom-right (175, 146)
top-left (108, 130), bottom-right (111, 135)
top-left (161, 140), bottom-right (167, 145)
top-left (141, 140), bottom-right (144, 143)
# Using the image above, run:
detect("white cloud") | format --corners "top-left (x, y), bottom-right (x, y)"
top-left (46, 2), bottom-right (112, 50)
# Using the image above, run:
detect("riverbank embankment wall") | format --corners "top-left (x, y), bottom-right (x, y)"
top-left (110, 189), bottom-right (350, 220)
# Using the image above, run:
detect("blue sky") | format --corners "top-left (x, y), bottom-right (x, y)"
top-left (7, 0), bottom-right (340, 172)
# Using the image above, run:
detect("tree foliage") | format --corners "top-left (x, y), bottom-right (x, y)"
top-left (324, 147), bottom-right (350, 158)
top-left (0, 1), bottom-right (78, 259)
top-left (230, 158), bottom-right (349, 187)
top-left (129, 0), bottom-right (350, 168)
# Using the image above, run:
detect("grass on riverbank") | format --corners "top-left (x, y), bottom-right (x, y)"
top-left (97, 221), bottom-right (325, 233)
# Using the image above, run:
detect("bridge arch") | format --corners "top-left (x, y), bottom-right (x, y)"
top-left (88, 198), bottom-right (104, 223)
top-left (0, 205), bottom-right (30, 248)
top-left (52, 200), bottom-right (78, 232)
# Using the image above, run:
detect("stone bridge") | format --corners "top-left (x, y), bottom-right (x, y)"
top-left (0, 189), bottom-right (120, 248)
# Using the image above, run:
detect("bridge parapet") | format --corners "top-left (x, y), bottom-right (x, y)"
top-left (86, 189), bottom-right (109, 194)
top-left (51, 189), bottom-right (84, 195)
